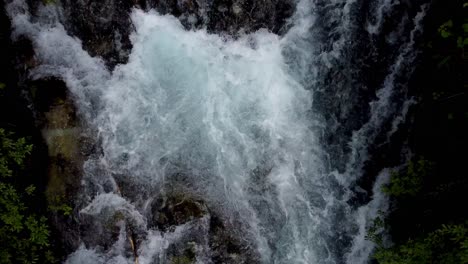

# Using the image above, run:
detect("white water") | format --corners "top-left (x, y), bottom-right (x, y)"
top-left (5, 0), bottom-right (427, 263)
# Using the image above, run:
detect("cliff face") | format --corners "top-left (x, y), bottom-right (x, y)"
top-left (21, 0), bottom-right (295, 68)
top-left (1, 0), bottom-right (466, 263)
top-left (1, 0), bottom-right (297, 261)
top-left (384, 0), bottom-right (468, 242)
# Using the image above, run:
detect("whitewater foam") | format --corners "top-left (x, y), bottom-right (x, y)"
top-left (4, 0), bottom-right (428, 262)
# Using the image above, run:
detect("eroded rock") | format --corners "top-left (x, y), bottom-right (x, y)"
top-left (147, 188), bottom-right (259, 263)
top-left (150, 192), bottom-right (208, 231)
top-left (148, 0), bottom-right (295, 35)
top-left (24, 0), bottom-right (294, 68)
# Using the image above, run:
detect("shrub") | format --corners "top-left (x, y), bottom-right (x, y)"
top-left (0, 129), bottom-right (55, 263)
top-left (373, 223), bottom-right (468, 264)
top-left (382, 157), bottom-right (432, 197)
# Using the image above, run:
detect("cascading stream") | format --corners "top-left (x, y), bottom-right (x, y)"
top-left (5, 0), bottom-right (428, 263)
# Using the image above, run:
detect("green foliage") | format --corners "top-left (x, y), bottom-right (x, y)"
top-left (436, 2), bottom-right (468, 58)
top-left (0, 129), bottom-right (33, 178)
top-left (457, 36), bottom-right (468, 48)
top-left (25, 185), bottom-right (36, 195)
top-left (47, 195), bottom-right (72, 216)
top-left (373, 2), bottom-right (468, 264)
top-left (372, 223), bottom-right (468, 264)
top-left (382, 157), bottom-right (432, 197)
top-left (366, 214), bottom-right (386, 247)
top-left (438, 20), bottom-right (453, 38)
top-left (0, 130), bottom-right (55, 263)
top-left (432, 1), bottom-right (468, 71)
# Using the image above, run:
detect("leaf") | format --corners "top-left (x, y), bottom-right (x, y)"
top-left (25, 185), bottom-right (36, 195)
top-left (0, 129), bottom-right (55, 262)
top-left (444, 20), bottom-right (454, 28)
top-left (437, 56), bottom-right (452, 68)
top-left (441, 30), bottom-right (452, 38)
top-left (439, 20), bottom-right (454, 38)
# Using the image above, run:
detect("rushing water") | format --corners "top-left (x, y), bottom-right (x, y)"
top-left (6, 0), bottom-right (427, 263)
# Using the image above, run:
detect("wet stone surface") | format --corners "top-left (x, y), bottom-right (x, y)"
top-left (151, 193), bottom-right (208, 231)
top-left (26, 0), bottom-right (294, 68)
top-left (147, 189), bottom-right (259, 263)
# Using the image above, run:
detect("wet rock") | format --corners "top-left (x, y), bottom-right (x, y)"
top-left (23, 77), bottom-right (98, 253)
top-left (207, 0), bottom-right (294, 35)
top-left (147, 186), bottom-right (259, 263)
top-left (58, 0), bottom-right (134, 67)
top-left (79, 203), bottom-right (146, 254)
top-left (208, 214), bottom-right (259, 264)
top-left (33, 79), bottom-right (82, 198)
top-left (168, 242), bottom-right (197, 264)
top-left (147, 0), bottom-right (295, 35)
top-left (150, 192), bottom-right (208, 231)
top-left (22, 0), bottom-right (295, 68)
top-left (23, 0), bottom-right (135, 68)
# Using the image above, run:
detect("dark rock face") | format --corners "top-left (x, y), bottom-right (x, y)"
top-left (147, 0), bottom-right (295, 35)
top-left (22, 0), bottom-right (134, 67)
top-left (148, 190), bottom-right (259, 263)
top-left (150, 192), bottom-right (208, 231)
top-left (27, 78), bottom-right (88, 253)
top-left (23, 0), bottom-right (294, 68)
top-left (57, 0), bottom-right (135, 67)
top-left (6, 0), bottom-right (291, 255)
top-left (308, 0), bottom-right (429, 182)
top-left (208, 214), bottom-right (259, 264)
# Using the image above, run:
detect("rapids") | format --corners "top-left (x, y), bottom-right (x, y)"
top-left (5, 0), bottom-right (428, 263)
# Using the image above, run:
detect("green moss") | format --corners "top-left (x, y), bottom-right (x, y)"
top-left (42, 102), bottom-right (80, 218)
top-left (170, 256), bottom-right (194, 264)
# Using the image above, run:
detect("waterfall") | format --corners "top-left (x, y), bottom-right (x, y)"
top-left (4, 0), bottom-right (428, 263)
